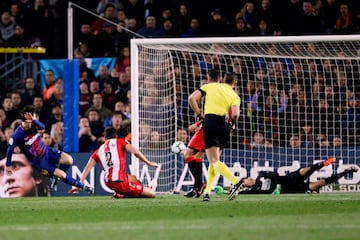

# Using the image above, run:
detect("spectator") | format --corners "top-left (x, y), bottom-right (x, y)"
top-left (127, 17), bottom-right (139, 36)
top-left (79, 81), bottom-right (92, 116)
top-left (257, 19), bottom-right (271, 36)
top-left (176, 128), bottom-right (189, 145)
top-left (115, 47), bottom-right (130, 73)
top-left (75, 23), bottom-right (98, 57)
top-left (74, 43), bottom-right (92, 58)
top-left (43, 69), bottom-right (56, 102)
top-left (123, 0), bottom-right (145, 25)
top-left (101, 81), bottom-right (117, 111)
top-left (176, 4), bottom-right (191, 34)
top-left (23, 0), bottom-right (54, 51)
top-left (300, 121), bottom-right (314, 148)
top-left (20, 77), bottom-right (40, 107)
top-left (95, 65), bottom-right (114, 91)
top-left (114, 21), bottom-right (131, 53)
top-left (9, 3), bottom-right (24, 24)
top-left (91, 3), bottom-right (116, 35)
top-left (87, 109), bottom-right (105, 142)
top-left (181, 18), bottom-right (202, 38)
top-left (0, 11), bottom-right (15, 42)
top-left (232, 17), bottom-right (252, 36)
top-left (334, 3), bottom-right (354, 33)
top-left (10, 91), bottom-right (23, 114)
top-left (0, 108), bottom-right (10, 131)
top-left (44, 102), bottom-right (62, 131)
top-left (116, 9), bottom-right (128, 27)
top-left (163, 19), bottom-right (178, 37)
top-left (50, 121), bottom-right (63, 150)
top-left (342, 94), bottom-right (360, 144)
top-left (2, 96), bottom-right (20, 124)
top-left (33, 95), bottom-right (47, 123)
top-left (137, 15), bottom-right (165, 38)
top-left (317, 134), bottom-right (330, 147)
top-left (250, 131), bottom-right (273, 149)
top-left (96, 1), bottom-right (123, 18)
top-left (89, 80), bottom-right (101, 95)
top-left (115, 72), bottom-right (131, 104)
top-left (207, 8), bottom-right (231, 36)
top-left (332, 135), bottom-right (343, 147)
top-left (96, 22), bottom-right (117, 57)
top-left (5, 23), bottom-right (32, 47)
top-left (322, 0), bottom-right (339, 33)
top-left (45, 78), bottom-right (63, 112)
top-left (109, 110), bottom-right (125, 134)
top-left (257, 0), bottom-right (278, 33)
top-left (85, 93), bottom-right (113, 123)
top-left (236, 2), bottom-right (257, 31)
top-left (289, 134), bottom-right (301, 148)
top-left (0, 127), bottom-right (13, 159)
top-left (295, 0), bottom-right (323, 34)
top-left (78, 117), bottom-right (98, 152)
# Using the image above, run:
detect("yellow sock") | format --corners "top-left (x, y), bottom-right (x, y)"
top-left (204, 164), bottom-right (216, 194)
top-left (213, 161), bottom-right (238, 184)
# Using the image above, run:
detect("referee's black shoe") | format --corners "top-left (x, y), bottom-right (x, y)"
top-left (202, 193), bottom-right (210, 202)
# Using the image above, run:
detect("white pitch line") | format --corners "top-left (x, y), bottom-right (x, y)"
top-left (0, 223), bottom-right (359, 232)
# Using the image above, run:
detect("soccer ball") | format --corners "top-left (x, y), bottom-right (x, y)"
top-left (171, 141), bottom-right (186, 154)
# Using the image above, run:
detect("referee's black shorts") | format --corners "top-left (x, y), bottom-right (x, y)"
top-left (202, 114), bottom-right (231, 149)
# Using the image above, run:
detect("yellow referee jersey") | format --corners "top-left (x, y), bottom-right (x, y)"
top-left (200, 82), bottom-right (241, 116)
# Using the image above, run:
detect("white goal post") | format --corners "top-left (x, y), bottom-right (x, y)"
top-left (131, 35), bottom-right (360, 193)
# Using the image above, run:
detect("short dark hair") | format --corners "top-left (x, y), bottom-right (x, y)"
top-left (104, 127), bottom-right (117, 139)
top-left (207, 69), bottom-right (219, 80)
top-left (224, 72), bottom-right (236, 85)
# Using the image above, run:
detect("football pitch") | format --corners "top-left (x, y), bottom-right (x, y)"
top-left (1, 193), bottom-right (360, 240)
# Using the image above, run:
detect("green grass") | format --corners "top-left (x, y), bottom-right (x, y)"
top-left (1, 193), bottom-right (360, 240)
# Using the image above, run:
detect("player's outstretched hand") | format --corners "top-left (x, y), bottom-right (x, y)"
top-left (148, 161), bottom-right (158, 167)
top-left (68, 187), bottom-right (81, 194)
top-left (24, 112), bottom-right (33, 121)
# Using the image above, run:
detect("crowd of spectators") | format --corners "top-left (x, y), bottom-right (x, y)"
top-left (0, 0), bottom-right (360, 157)
top-left (0, 0), bottom-right (359, 58)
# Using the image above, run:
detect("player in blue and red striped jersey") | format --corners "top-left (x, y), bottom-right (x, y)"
top-left (5, 106), bottom-right (93, 194)
top-left (71, 127), bottom-right (158, 198)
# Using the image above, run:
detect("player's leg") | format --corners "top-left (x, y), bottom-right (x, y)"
top-left (123, 175), bottom-right (155, 198)
top-left (300, 157), bottom-right (337, 178)
top-left (184, 149), bottom-right (205, 197)
top-left (202, 163), bottom-right (216, 201)
top-left (47, 150), bottom-right (93, 194)
top-left (52, 168), bottom-right (93, 193)
top-left (308, 166), bottom-right (358, 192)
top-left (58, 152), bottom-right (73, 172)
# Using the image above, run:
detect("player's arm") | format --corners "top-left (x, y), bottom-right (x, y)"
top-left (230, 96), bottom-right (241, 126)
top-left (188, 89), bottom-right (204, 119)
top-left (79, 157), bottom-right (97, 183)
top-left (126, 144), bottom-right (158, 167)
top-left (5, 133), bottom-right (19, 169)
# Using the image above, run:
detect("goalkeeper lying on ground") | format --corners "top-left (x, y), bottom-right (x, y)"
top-left (233, 158), bottom-right (358, 194)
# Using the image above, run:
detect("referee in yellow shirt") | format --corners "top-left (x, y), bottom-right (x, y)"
top-left (188, 70), bottom-right (242, 201)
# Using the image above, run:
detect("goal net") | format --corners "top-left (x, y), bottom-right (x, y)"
top-left (131, 35), bottom-right (360, 193)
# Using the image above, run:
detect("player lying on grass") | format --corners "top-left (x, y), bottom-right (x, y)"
top-left (234, 158), bottom-right (358, 194)
top-left (70, 127), bottom-right (158, 198)
top-left (5, 107), bottom-right (93, 195)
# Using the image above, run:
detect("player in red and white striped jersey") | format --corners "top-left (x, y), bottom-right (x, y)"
top-left (71, 127), bottom-right (158, 198)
